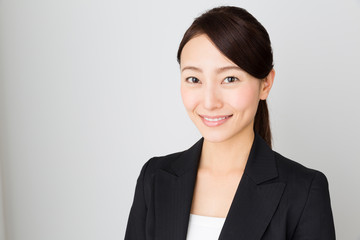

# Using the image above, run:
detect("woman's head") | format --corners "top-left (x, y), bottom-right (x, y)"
top-left (177, 6), bottom-right (274, 147)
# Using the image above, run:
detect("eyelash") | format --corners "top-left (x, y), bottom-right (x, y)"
top-left (185, 77), bottom-right (200, 84)
top-left (223, 76), bottom-right (239, 83)
top-left (185, 76), bottom-right (239, 84)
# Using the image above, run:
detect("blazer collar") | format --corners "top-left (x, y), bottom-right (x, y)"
top-left (154, 132), bottom-right (285, 240)
top-left (168, 132), bottom-right (278, 184)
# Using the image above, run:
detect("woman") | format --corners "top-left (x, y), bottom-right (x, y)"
top-left (125, 6), bottom-right (335, 240)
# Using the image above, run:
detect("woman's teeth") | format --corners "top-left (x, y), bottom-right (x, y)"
top-left (204, 117), bottom-right (227, 121)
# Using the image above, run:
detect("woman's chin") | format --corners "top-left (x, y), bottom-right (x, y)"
top-left (200, 132), bottom-right (233, 144)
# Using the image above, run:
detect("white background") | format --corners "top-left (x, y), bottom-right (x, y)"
top-left (1, 0), bottom-right (360, 239)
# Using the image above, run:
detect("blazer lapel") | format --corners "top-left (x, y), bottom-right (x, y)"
top-left (154, 133), bottom-right (285, 240)
top-left (154, 138), bottom-right (203, 240)
top-left (219, 133), bottom-right (286, 240)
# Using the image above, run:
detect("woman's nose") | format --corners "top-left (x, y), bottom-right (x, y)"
top-left (202, 85), bottom-right (223, 110)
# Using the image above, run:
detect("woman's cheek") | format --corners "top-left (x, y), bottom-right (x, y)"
top-left (228, 86), bottom-right (259, 110)
top-left (181, 87), bottom-right (198, 112)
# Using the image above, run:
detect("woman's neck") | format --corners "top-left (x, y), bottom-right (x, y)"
top-left (200, 129), bottom-right (254, 174)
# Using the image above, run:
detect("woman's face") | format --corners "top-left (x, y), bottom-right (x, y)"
top-left (180, 34), bottom-right (273, 143)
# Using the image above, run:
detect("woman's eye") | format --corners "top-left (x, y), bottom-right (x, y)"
top-left (223, 76), bottom-right (239, 83)
top-left (186, 77), bottom-right (200, 84)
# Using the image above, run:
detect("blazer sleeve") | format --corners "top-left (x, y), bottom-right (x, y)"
top-left (125, 159), bottom-right (151, 240)
top-left (292, 171), bottom-right (336, 240)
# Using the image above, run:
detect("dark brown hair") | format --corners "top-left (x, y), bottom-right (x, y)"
top-left (177, 6), bottom-right (273, 147)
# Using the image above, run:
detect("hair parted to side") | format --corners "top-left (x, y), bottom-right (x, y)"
top-left (177, 6), bottom-right (274, 147)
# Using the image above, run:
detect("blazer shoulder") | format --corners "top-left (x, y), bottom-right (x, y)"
top-left (273, 151), bottom-right (330, 193)
top-left (141, 137), bottom-right (204, 178)
top-left (275, 151), bottom-right (317, 178)
top-left (273, 152), bottom-right (335, 238)
top-left (140, 149), bottom-right (186, 178)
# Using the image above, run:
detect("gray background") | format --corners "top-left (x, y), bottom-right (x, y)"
top-left (1, 0), bottom-right (359, 239)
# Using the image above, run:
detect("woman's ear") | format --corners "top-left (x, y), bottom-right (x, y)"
top-left (259, 69), bottom-right (275, 100)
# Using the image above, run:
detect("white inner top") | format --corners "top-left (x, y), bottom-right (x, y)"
top-left (186, 214), bottom-right (226, 240)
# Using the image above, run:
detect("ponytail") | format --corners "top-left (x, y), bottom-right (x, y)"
top-left (254, 100), bottom-right (272, 148)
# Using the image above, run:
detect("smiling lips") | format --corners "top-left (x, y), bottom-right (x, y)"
top-left (199, 114), bottom-right (233, 127)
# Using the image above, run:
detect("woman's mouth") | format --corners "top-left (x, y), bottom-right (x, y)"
top-left (199, 114), bottom-right (233, 127)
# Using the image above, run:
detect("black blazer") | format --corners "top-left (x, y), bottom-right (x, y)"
top-left (125, 133), bottom-right (336, 240)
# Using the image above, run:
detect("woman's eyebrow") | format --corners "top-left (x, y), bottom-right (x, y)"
top-left (181, 66), bottom-right (202, 73)
top-left (181, 65), bottom-right (241, 73)
top-left (216, 66), bottom-right (242, 73)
